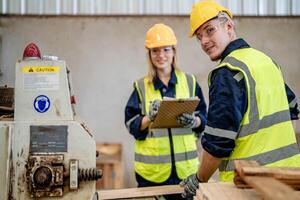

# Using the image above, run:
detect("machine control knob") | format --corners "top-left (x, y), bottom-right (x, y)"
top-left (33, 166), bottom-right (53, 188)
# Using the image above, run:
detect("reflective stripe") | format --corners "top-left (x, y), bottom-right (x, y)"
top-left (135, 153), bottom-right (171, 164)
top-left (204, 126), bottom-right (237, 140)
top-left (233, 72), bottom-right (244, 82)
top-left (171, 128), bottom-right (193, 136)
top-left (222, 57), bottom-right (259, 133)
top-left (239, 109), bottom-right (291, 138)
top-left (125, 114), bottom-right (140, 131)
top-left (135, 150), bottom-right (198, 164)
top-left (174, 150), bottom-right (198, 161)
top-left (137, 78), bottom-right (146, 115)
top-left (289, 97), bottom-right (297, 108)
top-left (219, 143), bottom-right (300, 172)
top-left (222, 57), bottom-right (290, 139)
top-left (186, 73), bottom-right (195, 97)
top-left (148, 128), bottom-right (193, 138)
top-left (148, 129), bottom-right (168, 138)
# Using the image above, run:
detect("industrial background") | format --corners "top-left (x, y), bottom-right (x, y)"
top-left (0, 0), bottom-right (300, 188)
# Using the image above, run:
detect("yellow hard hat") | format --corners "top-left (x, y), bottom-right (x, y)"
top-left (145, 23), bottom-right (177, 49)
top-left (189, 0), bottom-right (233, 37)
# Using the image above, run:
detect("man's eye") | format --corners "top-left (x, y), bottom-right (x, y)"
top-left (196, 34), bottom-right (202, 41)
top-left (206, 27), bottom-right (215, 35)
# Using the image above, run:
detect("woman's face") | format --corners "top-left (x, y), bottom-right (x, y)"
top-left (150, 46), bottom-right (174, 71)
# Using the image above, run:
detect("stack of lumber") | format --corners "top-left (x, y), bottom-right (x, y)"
top-left (194, 160), bottom-right (300, 200)
top-left (234, 160), bottom-right (300, 200)
top-left (96, 143), bottom-right (124, 189)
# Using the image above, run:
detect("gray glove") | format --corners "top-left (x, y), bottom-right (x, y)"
top-left (180, 173), bottom-right (201, 199)
top-left (177, 113), bottom-right (198, 128)
top-left (147, 100), bottom-right (161, 121)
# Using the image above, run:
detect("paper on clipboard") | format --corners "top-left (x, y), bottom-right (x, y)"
top-left (150, 97), bottom-right (200, 128)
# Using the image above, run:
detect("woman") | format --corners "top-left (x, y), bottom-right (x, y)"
top-left (125, 23), bottom-right (207, 199)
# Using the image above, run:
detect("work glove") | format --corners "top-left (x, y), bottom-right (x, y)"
top-left (147, 100), bottom-right (161, 121)
top-left (180, 173), bottom-right (201, 199)
top-left (176, 113), bottom-right (198, 128)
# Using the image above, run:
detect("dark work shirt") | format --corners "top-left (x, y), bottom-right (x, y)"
top-left (201, 38), bottom-right (299, 158)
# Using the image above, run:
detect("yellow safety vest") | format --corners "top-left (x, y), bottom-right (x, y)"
top-left (207, 48), bottom-right (300, 182)
top-left (134, 69), bottom-right (199, 183)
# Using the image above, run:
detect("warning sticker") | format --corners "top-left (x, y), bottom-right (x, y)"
top-left (22, 66), bottom-right (60, 73)
top-left (23, 66), bottom-right (60, 91)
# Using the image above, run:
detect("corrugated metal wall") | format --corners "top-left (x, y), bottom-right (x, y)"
top-left (1, 0), bottom-right (300, 15)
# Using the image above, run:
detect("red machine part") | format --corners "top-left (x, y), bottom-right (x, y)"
top-left (23, 43), bottom-right (41, 59)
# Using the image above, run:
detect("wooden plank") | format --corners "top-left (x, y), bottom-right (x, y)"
top-left (234, 160), bottom-right (300, 189)
top-left (234, 160), bottom-right (260, 177)
top-left (98, 185), bottom-right (183, 199)
top-left (96, 143), bottom-right (124, 189)
top-left (234, 160), bottom-right (260, 188)
top-left (243, 176), bottom-right (299, 200)
top-left (112, 162), bottom-right (124, 189)
top-left (196, 182), bottom-right (260, 200)
top-left (234, 160), bottom-right (300, 177)
top-left (103, 164), bottom-right (113, 188)
top-left (241, 166), bottom-right (300, 179)
top-left (96, 143), bottom-right (122, 164)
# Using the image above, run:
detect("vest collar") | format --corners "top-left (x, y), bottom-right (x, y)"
top-left (220, 38), bottom-right (250, 62)
top-left (153, 67), bottom-right (177, 90)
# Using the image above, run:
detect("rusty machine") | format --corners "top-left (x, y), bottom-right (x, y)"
top-left (0, 43), bottom-right (102, 199)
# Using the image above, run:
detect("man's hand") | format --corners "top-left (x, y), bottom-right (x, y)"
top-left (177, 113), bottom-right (198, 128)
top-left (147, 100), bottom-right (161, 121)
top-left (180, 173), bottom-right (201, 199)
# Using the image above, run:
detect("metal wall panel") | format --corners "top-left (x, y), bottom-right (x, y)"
top-left (1, 0), bottom-right (299, 16)
top-left (94, 0), bottom-right (106, 14)
top-left (292, 0), bottom-right (300, 15)
top-left (243, 0), bottom-right (258, 15)
top-left (78, 0), bottom-right (91, 14)
top-left (227, 0), bottom-right (242, 15)
top-left (27, 0), bottom-right (42, 14)
top-left (259, 0), bottom-right (272, 15)
top-left (44, 0), bottom-right (58, 14)
top-left (276, 0), bottom-right (291, 15)
top-left (61, 0), bottom-right (73, 14)
top-left (127, 0), bottom-right (143, 14)
top-left (144, 0), bottom-right (160, 14)
top-left (7, 0), bottom-right (20, 14)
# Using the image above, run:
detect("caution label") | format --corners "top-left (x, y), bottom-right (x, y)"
top-left (22, 66), bottom-right (60, 91)
top-left (22, 66), bottom-right (60, 73)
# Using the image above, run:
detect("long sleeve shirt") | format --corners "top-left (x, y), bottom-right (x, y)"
top-left (201, 38), bottom-right (299, 158)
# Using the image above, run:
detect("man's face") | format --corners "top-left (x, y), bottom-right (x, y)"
top-left (195, 18), bottom-right (231, 61)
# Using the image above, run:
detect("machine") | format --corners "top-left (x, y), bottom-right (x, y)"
top-left (0, 43), bottom-right (101, 199)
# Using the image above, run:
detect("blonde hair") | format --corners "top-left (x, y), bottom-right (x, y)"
top-left (146, 47), bottom-right (180, 84)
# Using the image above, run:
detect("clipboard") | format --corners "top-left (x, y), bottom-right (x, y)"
top-left (150, 97), bottom-right (200, 128)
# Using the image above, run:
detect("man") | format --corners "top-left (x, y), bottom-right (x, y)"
top-left (180, 1), bottom-right (300, 198)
